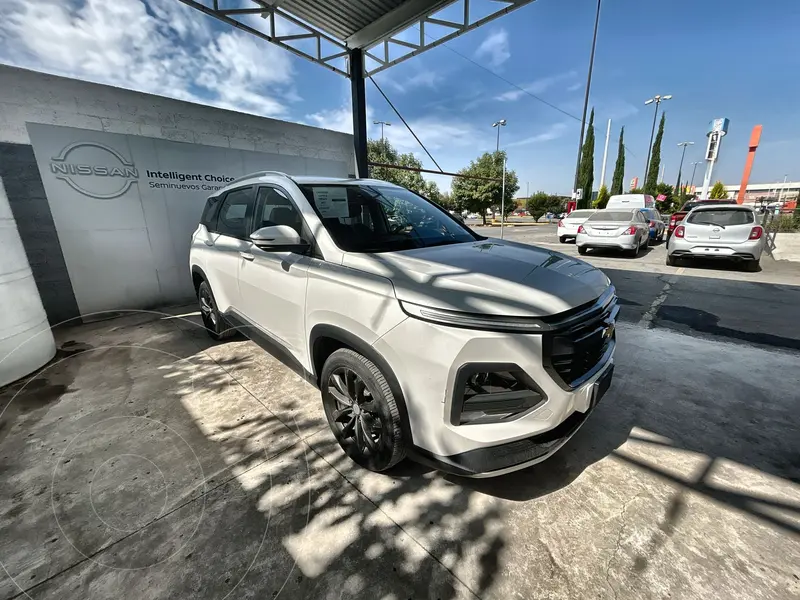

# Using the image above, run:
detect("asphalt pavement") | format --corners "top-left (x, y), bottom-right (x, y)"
top-left (480, 224), bottom-right (800, 352)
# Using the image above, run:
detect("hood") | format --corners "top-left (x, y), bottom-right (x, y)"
top-left (342, 240), bottom-right (610, 317)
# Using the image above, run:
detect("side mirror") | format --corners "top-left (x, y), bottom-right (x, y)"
top-left (250, 225), bottom-right (309, 253)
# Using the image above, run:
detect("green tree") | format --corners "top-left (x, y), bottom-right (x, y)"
top-left (610, 127), bottom-right (625, 196)
top-left (576, 108), bottom-right (595, 209)
top-left (526, 192), bottom-right (564, 221)
top-left (630, 187), bottom-right (645, 194)
top-left (452, 151), bottom-right (519, 224)
top-left (367, 138), bottom-right (426, 193)
top-left (710, 180), bottom-right (728, 199)
top-left (644, 113), bottom-right (666, 195)
top-left (594, 185), bottom-right (610, 209)
top-left (422, 180), bottom-right (442, 203)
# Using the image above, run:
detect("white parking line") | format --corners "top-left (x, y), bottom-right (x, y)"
top-left (676, 267), bottom-right (686, 275)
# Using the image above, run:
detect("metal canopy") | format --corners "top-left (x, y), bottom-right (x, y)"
top-left (177, 0), bottom-right (536, 77)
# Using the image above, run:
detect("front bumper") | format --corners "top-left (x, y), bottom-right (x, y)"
top-left (373, 294), bottom-right (617, 477)
top-left (576, 232), bottom-right (637, 250)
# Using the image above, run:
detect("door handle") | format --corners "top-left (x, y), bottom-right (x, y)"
top-left (240, 252), bottom-right (255, 261)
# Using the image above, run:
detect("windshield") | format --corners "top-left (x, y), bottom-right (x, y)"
top-left (687, 209), bottom-right (754, 226)
top-left (587, 210), bottom-right (635, 222)
top-left (299, 184), bottom-right (479, 252)
top-left (681, 200), bottom-right (727, 212)
top-left (565, 210), bottom-right (595, 219)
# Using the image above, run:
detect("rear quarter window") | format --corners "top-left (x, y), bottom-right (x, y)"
top-left (200, 196), bottom-right (220, 230)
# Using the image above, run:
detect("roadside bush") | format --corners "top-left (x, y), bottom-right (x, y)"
top-left (765, 214), bottom-right (799, 233)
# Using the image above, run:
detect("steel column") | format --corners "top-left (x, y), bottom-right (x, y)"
top-left (350, 49), bottom-right (368, 178)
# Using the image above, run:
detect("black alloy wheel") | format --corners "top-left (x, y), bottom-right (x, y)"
top-left (321, 349), bottom-right (405, 472)
top-left (197, 281), bottom-right (236, 340)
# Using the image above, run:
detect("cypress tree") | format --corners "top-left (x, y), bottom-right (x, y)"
top-left (644, 113), bottom-right (665, 195)
top-left (610, 127), bottom-right (625, 196)
top-left (577, 108), bottom-right (595, 209)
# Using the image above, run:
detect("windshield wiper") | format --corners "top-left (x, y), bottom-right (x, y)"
top-left (697, 222), bottom-right (727, 229)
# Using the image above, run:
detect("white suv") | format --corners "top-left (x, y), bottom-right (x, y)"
top-left (189, 172), bottom-right (617, 477)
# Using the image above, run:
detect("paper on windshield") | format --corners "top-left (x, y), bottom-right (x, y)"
top-left (313, 187), bottom-right (349, 218)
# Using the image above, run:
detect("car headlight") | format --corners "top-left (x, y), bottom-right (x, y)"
top-left (399, 301), bottom-right (548, 333)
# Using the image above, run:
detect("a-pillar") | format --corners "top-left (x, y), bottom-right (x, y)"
top-left (349, 49), bottom-right (368, 178)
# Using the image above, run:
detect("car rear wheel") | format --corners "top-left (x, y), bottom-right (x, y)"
top-left (578, 246), bottom-right (587, 255)
top-left (198, 281), bottom-right (237, 340)
top-left (666, 253), bottom-right (678, 266)
top-left (321, 349), bottom-right (406, 472)
top-left (559, 236), bottom-right (567, 243)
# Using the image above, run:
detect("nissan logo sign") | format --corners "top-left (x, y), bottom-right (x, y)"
top-left (50, 141), bottom-right (139, 199)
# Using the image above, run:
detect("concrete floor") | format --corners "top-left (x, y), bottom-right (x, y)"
top-left (1, 259), bottom-right (799, 599)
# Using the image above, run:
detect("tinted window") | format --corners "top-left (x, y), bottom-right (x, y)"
top-left (200, 196), bottom-right (220, 230)
top-left (687, 209), bottom-right (754, 226)
top-left (216, 187), bottom-right (254, 238)
top-left (587, 211), bottom-right (635, 222)
top-left (681, 200), bottom-right (728, 212)
top-left (299, 184), bottom-right (478, 253)
top-left (256, 186), bottom-right (303, 235)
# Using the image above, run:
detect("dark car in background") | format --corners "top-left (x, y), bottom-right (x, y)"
top-left (639, 208), bottom-right (666, 241)
top-left (667, 199), bottom-right (731, 240)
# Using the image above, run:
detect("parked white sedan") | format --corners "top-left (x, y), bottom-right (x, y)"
top-left (666, 204), bottom-right (764, 271)
top-left (557, 209), bottom-right (596, 243)
top-left (576, 209), bottom-right (650, 257)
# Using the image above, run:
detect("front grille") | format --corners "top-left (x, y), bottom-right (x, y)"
top-left (543, 296), bottom-right (617, 390)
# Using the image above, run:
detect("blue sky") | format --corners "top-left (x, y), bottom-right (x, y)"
top-left (2, 0), bottom-right (799, 195)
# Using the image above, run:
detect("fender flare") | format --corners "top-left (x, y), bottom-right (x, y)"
top-left (191, 265), bottom-right (209, 294)
top-left (309, 324), bottom-right (413, 443)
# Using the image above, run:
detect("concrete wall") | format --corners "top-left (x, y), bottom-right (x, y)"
top-left (0, 65), bottom-right (355, 321)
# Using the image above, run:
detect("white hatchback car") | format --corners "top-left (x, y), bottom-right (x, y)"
top-left (666, 204), bottom-right (764, 271)
top-left (190, 172), bottom-right (618, 477)
top-left (557, 209), bottom-right (595, 243)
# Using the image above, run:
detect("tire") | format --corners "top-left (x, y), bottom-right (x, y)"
top-left (743, 259), bottom-right (760, 272)
top-left (666, 253), bottom-right (677, 266)
top-left (320, 348), bottom-right (406, 472)
top-left (197, 280), bottom-right (237, 340)
top-left (559, 236), bottom-right (567, 244)
top-left (578, 246), bottom-right (587, 255)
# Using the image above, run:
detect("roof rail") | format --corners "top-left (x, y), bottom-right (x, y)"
top-left (228, 171), bottom-right (289, 186)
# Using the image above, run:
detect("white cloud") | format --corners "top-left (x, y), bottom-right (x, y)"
top-left (387, 119), bottom-right (481, 153)
top-left (305, 107), bottom-right (359, 134)
top-left (0, 0), bottom-right (296, 117)
top-left (475, 28), bottom-right (510, 68)
top-left (379, 69), bottom-right (441, 95)
top-left (495, 71), bottom-right (578, 102)
top-left (507, 122), bottom-right (572, 147)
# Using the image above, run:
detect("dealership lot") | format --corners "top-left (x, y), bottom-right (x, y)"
top-left (1, 240), bottom-right (799, 600)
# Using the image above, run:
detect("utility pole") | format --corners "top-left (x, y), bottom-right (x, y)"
top-left (373, 120), bottom-right (391, 142)
top-left (599, 118), bottom-right (612, 187)
top-left (643, 94), bottom-right (672, 181)
top-left (572, 0), bottom-right (602, 202)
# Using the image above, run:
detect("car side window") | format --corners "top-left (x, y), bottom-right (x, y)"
top-left (200, 196), bottom-right (221, 231)
top-left (216, 187), bottom-right (255, 239)
top-left (255, 186), bottom-right (304, 236)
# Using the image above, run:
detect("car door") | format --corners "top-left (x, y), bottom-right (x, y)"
top-left (634, 211), bottom-right (649, 244)
top-left (237, 185), bottom-right (312, 355)
top-left (204, 186), bottom-right (256, 313)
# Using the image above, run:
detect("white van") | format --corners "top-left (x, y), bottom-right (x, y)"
top-left (606, 194), bottom-right (655, 209)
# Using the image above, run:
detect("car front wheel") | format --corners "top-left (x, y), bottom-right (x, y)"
top-left (320, 349), bottom-right (406, 472)
top-left (578, 246), bottom-right (587, 255)
top-left (198, 280), bottom-right (237, 340)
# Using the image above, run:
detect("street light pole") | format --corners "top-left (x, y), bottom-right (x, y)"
top-left (675, 141), bottom-right (694, 194)
top-left (643, 94), bottom-right (672, 185)
top-left (572, 0), bottom-right (602, 207)
top-left (690, 161), bottom-right (703, 188)
top-left (373, 120), bottom-right (391, 142)
top-left (492, 119), bottom-right (508, 236)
